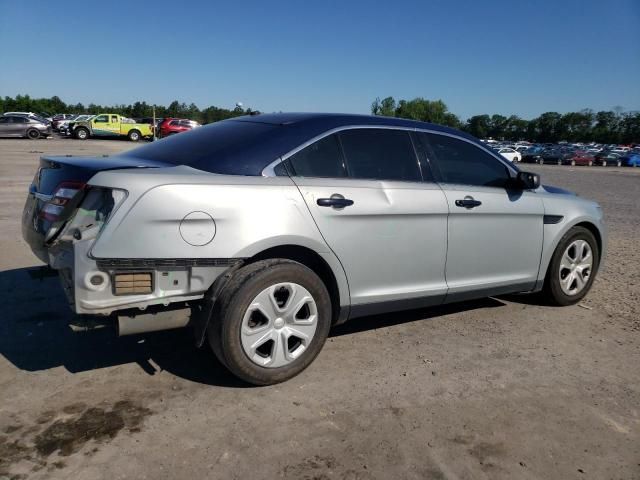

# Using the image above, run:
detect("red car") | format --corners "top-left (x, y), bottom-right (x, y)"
top-left (158, 118), bottom-right (200, 138)
top-left (564, 150), bottom-right (595, 166)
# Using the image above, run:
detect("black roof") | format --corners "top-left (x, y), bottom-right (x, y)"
top-left (232, 112), bottom-right (471, 138)
top-left (127, 113), bottom-right (479, 176)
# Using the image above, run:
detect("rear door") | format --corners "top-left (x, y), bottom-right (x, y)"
top-left (419, 132), bottom-right (544, 298)
top-left (285, 128), bottom-right (449, 312)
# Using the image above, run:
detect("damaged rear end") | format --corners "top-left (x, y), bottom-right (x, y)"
top-left (21, 155), bottom-right (196, 334)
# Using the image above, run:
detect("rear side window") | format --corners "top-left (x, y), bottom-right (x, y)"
top-left (339, 129), bottom-right (421, 182)
top-left (286, 134), bottom-right (346, 178)
top-left (127, 119), bottom-right (285, 176)
top-left (422, 133), bottom-right (511, 188)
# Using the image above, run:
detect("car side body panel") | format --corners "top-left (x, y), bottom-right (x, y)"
top-left (87, 166), bottom-right (351, 309)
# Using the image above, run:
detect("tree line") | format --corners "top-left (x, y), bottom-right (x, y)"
top-left (372, 96), bottom-right (640, 144)
top-left (0, 95), bottom-right (252, 125)
top-left (2, 94), bottom-right (638, 143)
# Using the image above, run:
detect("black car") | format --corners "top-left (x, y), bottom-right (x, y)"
top-left (539, 148), bottom-right (574, 165)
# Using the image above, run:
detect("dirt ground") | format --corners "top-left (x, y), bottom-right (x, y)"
top-left (0, 137), bottom-right (638, 480)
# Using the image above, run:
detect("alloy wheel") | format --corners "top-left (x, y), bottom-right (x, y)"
top-left (559, 239), bottom-right (593, 296)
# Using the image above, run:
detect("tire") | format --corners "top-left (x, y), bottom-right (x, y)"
top-left (557, 159), bottom-right (561, 166)
top-left (570, 160), bottom-right (576, 166)
top-left (537, 158), bottom-right (543, 165)
top-left (75, 127), bottom-right (89, 140)
top-left (128, 130), bottom-right (141, 142)
top-left (207, 259), bottom-right (332, 385)
top-left (616, 161), bottom-right (621, 167)
top-left (542, 226), bottom-right (599, 306)
top-left (26, 129), bottom-right (40, 139)
top-left (588, 160), bottom-right (593, 166)
top-left (602, 160), bottom-right (607, 167)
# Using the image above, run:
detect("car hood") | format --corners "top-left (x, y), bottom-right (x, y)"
top-left (541, 184), bottom-right (576, 196)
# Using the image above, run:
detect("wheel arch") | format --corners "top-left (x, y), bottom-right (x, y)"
top-left (247, 244), bottom-right (347, 326)
top-left (194, 243), bottom-right (350, 348)
top-left (537, 217), bottom-right (606, 288)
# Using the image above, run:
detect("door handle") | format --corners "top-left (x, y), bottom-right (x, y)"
top-left (317, 195), bottom-right (354, 208)
top-left (455, 197), bottom-right (482, 209)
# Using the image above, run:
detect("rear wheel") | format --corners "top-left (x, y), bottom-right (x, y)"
top-left (602, 160), bottom-right (607, 167)
top-left (570, 160), bottom-right (576, 166)
top-left (588, 160), bottom-right (593, 166)
top-left (26, 129), bottom-right (40, 139)
top-left (207, 259), bottom-right (332, 385)
top-left (128, 130), bottom-right (141, 142)
top-left (537, 158), bottom-right (543, 165)
top-left (75, 127), bottom-right (89, 140)
top-left (542, 226), bottom-right (599, 306)
top-left (616, 160), bottom-right (622, 167)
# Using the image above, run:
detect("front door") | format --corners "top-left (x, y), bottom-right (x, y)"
top-left (91, 114), bottom-right (119, 136)
top-left (419, 132), bottom-right (544, 298)
top-left (285, 128), bottom-right (449, 312)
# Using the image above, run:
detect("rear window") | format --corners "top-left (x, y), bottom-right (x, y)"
top-left (126, 119), bottom-right (283, 175)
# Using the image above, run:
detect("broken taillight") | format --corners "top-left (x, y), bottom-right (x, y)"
top-left (39, 181), bottom-right (85, 222)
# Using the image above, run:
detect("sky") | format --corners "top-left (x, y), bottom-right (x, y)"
top-left (1, 0), bottom-right (638, 120)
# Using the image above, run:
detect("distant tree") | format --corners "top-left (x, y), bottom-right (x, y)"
top-left (465, 115), bottom-right (491, 138)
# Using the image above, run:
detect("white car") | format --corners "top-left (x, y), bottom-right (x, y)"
top-left (498, 147), bottom-right (521, 162)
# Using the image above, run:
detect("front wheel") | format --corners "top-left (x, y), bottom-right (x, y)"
top-left (542, 226), bottom-right (599, 306)
top-left (74, 127), bottom-right (89, 140)
top-left (208, 259), bottom-right (332, 385)
top-left (128, 130), bottom-right (141, 142)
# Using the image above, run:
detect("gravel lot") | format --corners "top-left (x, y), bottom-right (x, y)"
top-left (0, 138), bottom-right (638, 480)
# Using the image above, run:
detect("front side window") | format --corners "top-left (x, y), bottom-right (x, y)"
top-left (422, 133), bottom-right (511, 188)
top-left (0, 117), bottom-right (8, 124)
top-left (286, 134), bottom-right (347, 178)
top-left (94, 115), bottom-right (108, 123)
top-left (339, 129), bottom-right (421, 182)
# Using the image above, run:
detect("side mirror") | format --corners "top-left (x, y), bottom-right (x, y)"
top-left (516, 171), bottom-right (540, 190)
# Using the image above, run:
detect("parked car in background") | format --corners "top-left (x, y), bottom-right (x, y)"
top-left (52, 114), bottom-right (77, 130)
top-left (21, 113), bottom-right (606, 385)
top-left (593, 151), bottom-right (622, 167)
top-left (497, 147), bottom-right (521, 162)
top-left (610, 147), bottom-right (630, 155)
top-left (538, 147), bottom-right (574, 165)
top-left (73, 114), bottom-right (154, 141)
top-left (0, 114), bottom-right (52, 139)
top-left (618, 151), bottom-right (640, 167)
top-left (564, 150), bottom-right (595, 166)
top-left (158, 118), bottom-right (201, 138)
top-left (520, 146), bottom-right (545, 163)
top-left (62, 115), bottom-right (94, 136)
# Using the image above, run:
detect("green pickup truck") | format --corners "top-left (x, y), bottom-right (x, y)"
top-left (73, 114), bottom-right (153, 141)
